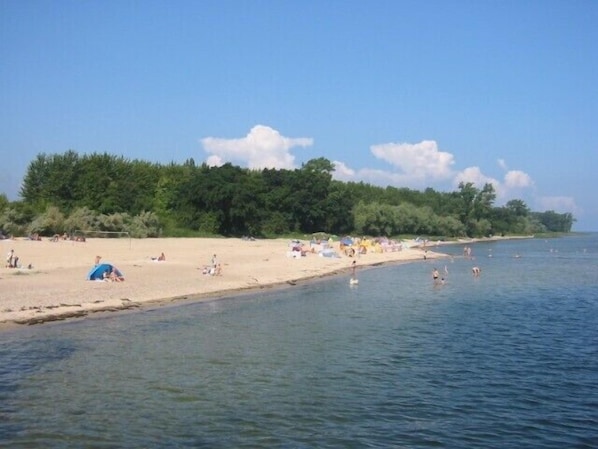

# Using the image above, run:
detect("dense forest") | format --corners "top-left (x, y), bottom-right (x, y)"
top-left (0, 151), bottom-right (574, 239)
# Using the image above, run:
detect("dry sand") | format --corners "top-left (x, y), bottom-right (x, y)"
top-left (0, 237), bottom-right (444, 329)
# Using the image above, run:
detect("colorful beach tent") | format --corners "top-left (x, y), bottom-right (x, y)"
top-left (86, 262), bottom-right (123, 280)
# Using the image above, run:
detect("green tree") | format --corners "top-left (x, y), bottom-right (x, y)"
top-left (472, 183), bottom-right (496, 221)
top-left (0, 193), bottom-right (9, 213)
top-left (456, 182), bottom-right (478, 226)
top-left (532, 210), bottom-right (575, 232)
top-left (320, 181), bottom-right (356, 235)
top-left (14, 150), bottom-right (577, 238)
top-left (353, 201), bottom-right (398, 236)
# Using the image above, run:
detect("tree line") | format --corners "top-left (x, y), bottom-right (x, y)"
top-left (0, 150), bottom-right (574, 239)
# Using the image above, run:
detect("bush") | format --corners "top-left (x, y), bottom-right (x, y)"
top-left (27, 206), bottom-right (65, 236)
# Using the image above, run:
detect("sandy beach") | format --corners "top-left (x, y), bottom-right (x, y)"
top-left (0, 237), bottom-right (444, 329)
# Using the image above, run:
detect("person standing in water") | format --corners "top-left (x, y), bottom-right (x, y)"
top-left (350, 260), bottom-right (358, 284)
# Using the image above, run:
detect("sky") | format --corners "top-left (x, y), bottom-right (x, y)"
top-left (1, 1), bottom-right (597, 231)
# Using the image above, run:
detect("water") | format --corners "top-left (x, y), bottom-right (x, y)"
top-left (1, 235), bottom-right (597, 448)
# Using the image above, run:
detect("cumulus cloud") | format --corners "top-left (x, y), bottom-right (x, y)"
top-left (453, 167), bottom-right (501, 192)
top-left (204, 129), bottom-right (542, 211)
top-left (504, 170), bottom-right (533, 189)
top-left (332, 160), bottom-right (355, 178)
top-left (452, 165), bottom-right (536, 203)
top-left (333, 142), bottom-right (539, 208)
top-left (535, 196), bottom-right (579, 214)
top-left (332, 163), bottom-right (443, 189)
top-left (201, 125), bottom-right (313, 169)
top-left (370, 140), bottom-right (455, 181)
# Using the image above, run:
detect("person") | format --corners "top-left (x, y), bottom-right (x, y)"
top-left (472, 266), bottom-right (481, 276)
top-left (211, 254), bottom-right (218, 270)
top-left (432, 268), bottom-right (439, 283)
top-left (109, 267), bottom-right (124, 282)
top-left (349, 260), bottom-right (359, 285)
top-left (95, 255), bottom-right (102, 266)
top-left (151, 252), bottom-right (166, 261)
top-left (6, 249), bottom-right (14, 268)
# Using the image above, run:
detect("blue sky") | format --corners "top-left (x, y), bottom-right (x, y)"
top-left (2, 1), bottom-right (597, 230)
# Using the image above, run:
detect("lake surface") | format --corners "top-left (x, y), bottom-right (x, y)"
top-left (1, 234), bottom-right (597, 448)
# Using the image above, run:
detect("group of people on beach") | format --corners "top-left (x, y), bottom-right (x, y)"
top-left (93, 255), bottom-right (125, 282)
top-left (202, 253), bottom-right (222, 276)
top-left (102, 267), bottom-right (125, 282)
top-left (5, 249), bottom-right (19, 268)
top-left (5, 249), bottom-right (33, 269)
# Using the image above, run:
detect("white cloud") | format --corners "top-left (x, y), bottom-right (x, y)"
top-left (332, 164), bottom-right (440, 189)
top-left (369, 140), bottom-right (455, 181)
top-left (350, 168), bottom-right (413, 186)
top-left (333, 141), bottom-right (539, 208)
top-left (332, 160), bottom-right (355, 178)
top-left (205, 155), bottom-right (224, 167)
top-left (204, 130), bottom-right (546, 212)
top-left (504, 170), bottom-right (533, 189)
top-left (535, 196), bottom-right (579, 214)
top-left (201, 125), bottom-right (313, 170)
top-left (452, 165), bottom-right (535, 204)
top-left (453, 166), bottom-right (501, 192)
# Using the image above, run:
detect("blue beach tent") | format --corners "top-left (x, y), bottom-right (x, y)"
top-left (86, 262), bottom-right (123, 280)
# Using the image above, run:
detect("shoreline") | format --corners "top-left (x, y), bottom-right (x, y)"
top-left (0, 235), bottom-right (533, 331)
top-left (1, 237), bottom-right (447, 331)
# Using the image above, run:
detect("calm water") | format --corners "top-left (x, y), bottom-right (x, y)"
top-left (1, 235), bottom-right (597, 448)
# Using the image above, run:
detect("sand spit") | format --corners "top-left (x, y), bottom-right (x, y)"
top-left (1, 237), bottom-right (445, 329)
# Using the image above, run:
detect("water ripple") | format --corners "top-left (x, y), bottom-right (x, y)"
top-left (1, 235), bottom-right (598, 447)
